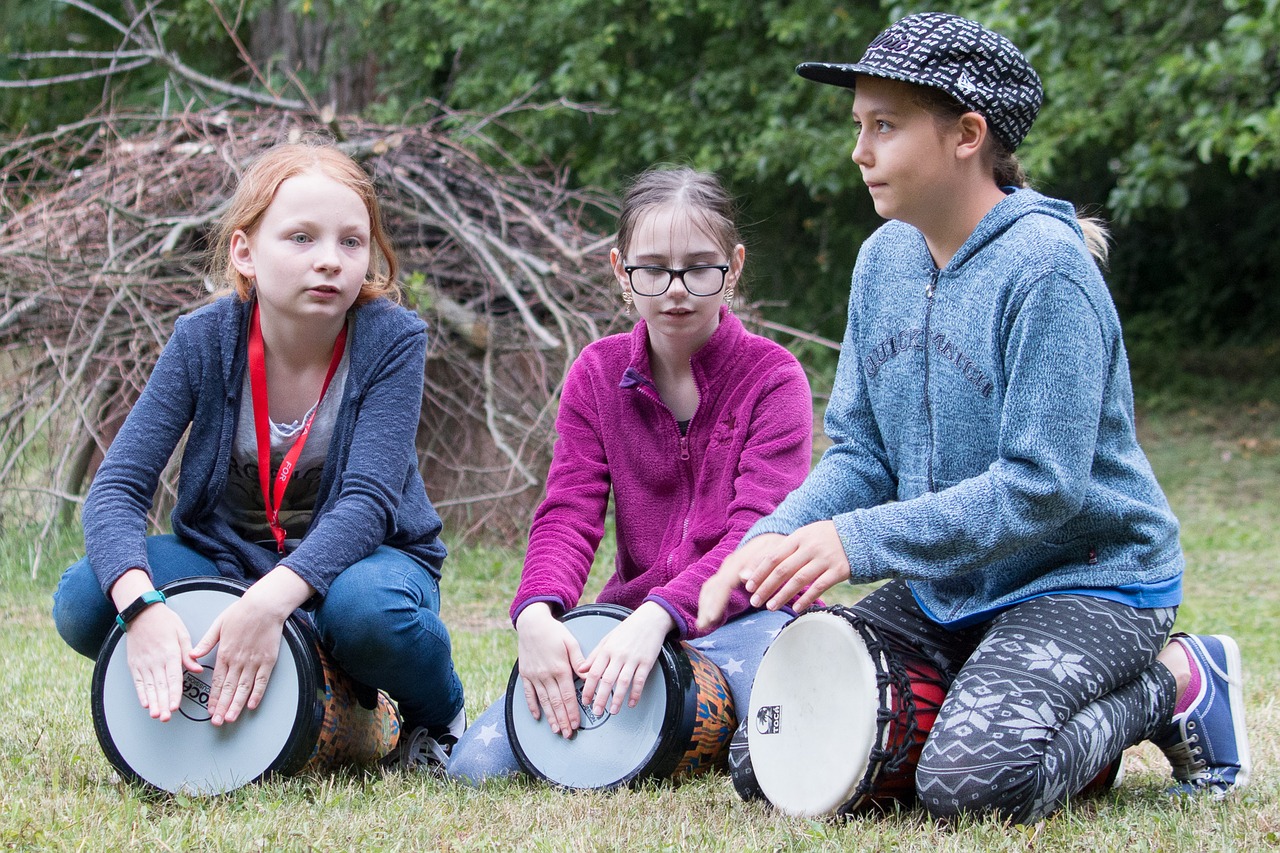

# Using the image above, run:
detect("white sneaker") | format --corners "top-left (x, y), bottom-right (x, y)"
top-left (382, 706), bottom-right (467, 774)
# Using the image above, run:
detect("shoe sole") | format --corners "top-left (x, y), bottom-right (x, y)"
top-left (1208, 634), bottom-right (1251, 789)
top-left (1111, 754), bottom-right (1126, 789)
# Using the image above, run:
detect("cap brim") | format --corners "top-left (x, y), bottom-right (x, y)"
top-left (796, 62), bottom-right (862, 89)
top-left (796, 61), bottom-right (928, 93)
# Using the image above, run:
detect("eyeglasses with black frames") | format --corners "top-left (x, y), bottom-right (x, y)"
top-left (622, 263), bottom-right (729, 297)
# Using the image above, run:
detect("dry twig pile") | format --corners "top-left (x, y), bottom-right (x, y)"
top-left (0, 109), bottom-right (619, 568)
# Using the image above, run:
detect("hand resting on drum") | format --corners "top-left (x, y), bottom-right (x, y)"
top-left (516, 601), bottom-right (674, 737)
top-left (111, 568), bottom-right (203, 723)
top-left (697, 523), bottom-right (849, 631)
top-left (578, 601), bottom-right (674, 718)
top-left (516, 602), bottom-right (589, 737)
top-left (189, 566), bottom-right (313, 726)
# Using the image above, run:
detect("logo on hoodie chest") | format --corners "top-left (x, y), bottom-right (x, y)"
top-left (863, 328), bottom-right (994, 398)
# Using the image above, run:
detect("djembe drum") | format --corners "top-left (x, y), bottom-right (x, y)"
top-left (505, 603), bottom-right (737, 790)
top-left (733, 605), bottom-right (947, 817)
top-left (91, 577), bottom-right (400, 795)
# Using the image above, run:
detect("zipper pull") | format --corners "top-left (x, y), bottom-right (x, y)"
top-left (679, 434), bottom-right (690, 461)
top-left (926, 273), bottom-right (937, 299)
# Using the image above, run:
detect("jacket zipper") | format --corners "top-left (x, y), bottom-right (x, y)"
top-left (670, 413), bottom-right (692, 569)
top-left (630, 380), bottom-right (695, 568)
top-left (923, 271), bottom-right (938, 493)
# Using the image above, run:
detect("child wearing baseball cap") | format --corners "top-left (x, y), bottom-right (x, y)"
top-left (700, 12), bottom-right (1249, 822)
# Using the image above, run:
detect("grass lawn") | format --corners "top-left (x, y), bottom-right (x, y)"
top-left (1, 401), bottom-right (1276, 851)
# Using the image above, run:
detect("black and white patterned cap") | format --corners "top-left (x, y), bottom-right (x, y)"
top-left (796, 12), bottom-right (1043, 151)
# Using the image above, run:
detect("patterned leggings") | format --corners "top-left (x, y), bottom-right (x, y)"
top-left (852, 581), bottom-right (1178, 823)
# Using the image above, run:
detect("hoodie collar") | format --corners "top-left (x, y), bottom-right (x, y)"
top-left (943, 187), bottom-right (1083, 272)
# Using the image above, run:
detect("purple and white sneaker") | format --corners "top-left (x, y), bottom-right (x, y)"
top-left (1151, 634), bottom-right (1251, 797)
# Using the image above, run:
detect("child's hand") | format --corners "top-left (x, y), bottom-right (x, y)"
top-left (516, 603), bottom-right (588, 738)
top-left (191, 597), bottom-right (284, 726)
top-left (577, 602), bottom-right (673, 716)
top-left (123, 604), bottom-right (202, 722)
top-left (696, 534), bottom-right (785, 631)
top-left (190, 567), bottom-right (311, 726)
top-left (742, 521), bottom-right (849, 613)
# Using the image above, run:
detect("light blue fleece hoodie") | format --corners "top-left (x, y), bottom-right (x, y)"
top-left (747, 189), bottom-right (1183, 626)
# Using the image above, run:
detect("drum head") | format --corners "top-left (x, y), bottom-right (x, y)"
top-left (746, 611), bottom-right (880, 817)
top-left (506, 604), bottom-right (678, 790)
top-left (91, 577), bottom-right (321, 795)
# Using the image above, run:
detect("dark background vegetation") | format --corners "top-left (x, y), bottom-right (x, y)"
top-left (4, 0), bottom-right (1278, 374)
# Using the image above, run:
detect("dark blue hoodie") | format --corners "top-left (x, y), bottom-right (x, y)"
top-left (82, 296), bottom-right (446, 599)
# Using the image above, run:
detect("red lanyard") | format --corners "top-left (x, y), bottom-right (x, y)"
top-left (247, 302), bottom-right (348, 554)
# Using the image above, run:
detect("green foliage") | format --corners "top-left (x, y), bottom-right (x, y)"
top-left (953, 0), bottom-right (1280, 224)
top-left (0, 1), bottom-right (237, 136)
top-left (4, 0), bottom-right (1279, 343)
top-left (0, 1), bottom-right (119, 134)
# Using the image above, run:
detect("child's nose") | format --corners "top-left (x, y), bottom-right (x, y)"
top-left (851, 135), bottom-right (872, 167)
top-left (314, 242), bottom-right (342, 271)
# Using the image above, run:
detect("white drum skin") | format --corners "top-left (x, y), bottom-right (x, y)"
top-left (745, 611), bottom-right (881, 817)
top-left (505, 603), bottom-right (735, 790)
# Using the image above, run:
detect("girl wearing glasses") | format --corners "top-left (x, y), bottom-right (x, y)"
top-left (447, 166), bottom-right (813, 782)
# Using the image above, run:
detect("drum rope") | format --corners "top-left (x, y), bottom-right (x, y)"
top-left (821, 605), bottom-right (941, 806)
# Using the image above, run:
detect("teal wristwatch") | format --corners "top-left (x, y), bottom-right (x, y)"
top-left (115, 589), bottom-right (167, 631)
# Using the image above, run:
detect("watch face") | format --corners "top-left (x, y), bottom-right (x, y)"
top-left (120, 590), bottom-right (166, 627)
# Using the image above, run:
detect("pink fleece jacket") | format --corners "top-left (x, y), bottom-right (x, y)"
top-left (510, 308), bottom-right (813, 638)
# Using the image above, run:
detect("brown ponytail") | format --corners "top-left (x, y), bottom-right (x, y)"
top-left (992, 147), bottom-right (1029, 190)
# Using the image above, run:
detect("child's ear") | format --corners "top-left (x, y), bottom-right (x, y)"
top-left (229, 230), bottom-right (255, 279)
top-left (955, 112), bottom-right (990, 161)
top-left (609, 247), bottom-right (629, 289)
top-left (726, 243), bottom-right (747, 286)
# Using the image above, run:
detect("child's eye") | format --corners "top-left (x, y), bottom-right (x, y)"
top-left (877, 120), bottom-right (892, 133)
top-left (341, 237), bottom-right (364, 249)
top-left (289, 233), bottom-right (311, 244)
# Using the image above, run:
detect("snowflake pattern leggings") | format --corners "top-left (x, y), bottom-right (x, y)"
top-left (851, 580), bottom-right (1179, 823)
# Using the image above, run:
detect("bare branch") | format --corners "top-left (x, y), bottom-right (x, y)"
top-left (9, 50), bottom-right (151, 61)
top-left (0, 57), bottom-right (151, 88)
top-left (1, 107), bottom-right (618, 548)
top-left (753, 319), bottom-right (843, 351)
top-left (148, 50), bottom-right (309, 111)
top-left (53, 0), bottom-right (133, 38)
top-left (6, 1), bottom-right (309, 111)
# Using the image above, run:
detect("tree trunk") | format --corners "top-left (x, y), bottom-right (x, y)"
top-left (248, 0), bottom-right (379, 113)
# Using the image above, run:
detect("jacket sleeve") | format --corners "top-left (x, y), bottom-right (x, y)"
top-left (838, 274), bottom-right (1108, 583)
top-left (645, 357), bottom-right (813, 638)
top-left (509, 356), bottom-right (611, 624)
top-left (280, 322), bottom-right (430, 596)
top-left (83, 318), bottom-right (199, 594)
top-left (743, 280), bottom-right (897, 543)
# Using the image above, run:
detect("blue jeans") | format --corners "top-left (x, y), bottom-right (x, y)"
top-left (52, 534), bottom-right (464, 730)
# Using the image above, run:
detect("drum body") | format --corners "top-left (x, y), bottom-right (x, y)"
top-left (738, 606), bottom-right (946, 817)
top-left (505, 603), bottom-right (735, 790)
top-left (91, 577), bottom-right (399, 795)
